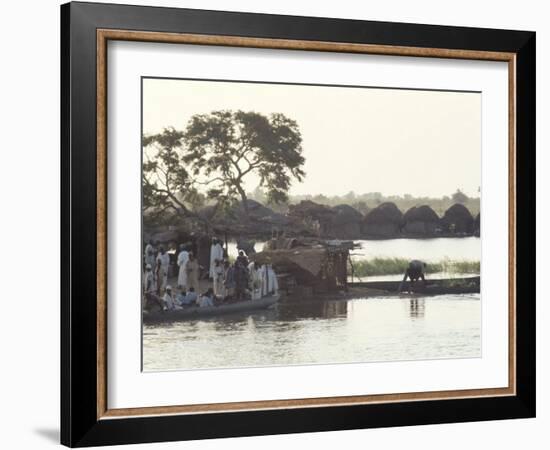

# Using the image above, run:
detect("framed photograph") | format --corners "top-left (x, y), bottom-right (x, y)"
top-left (61, 1), bottom-right (535, 447)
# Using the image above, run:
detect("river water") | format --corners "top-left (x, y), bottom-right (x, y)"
top-left (228, 237), bottom-right (480, 262)
top-left (143, 237), bottom-right (481, 371)
top-left (143, 293), bottom-right (480, 371)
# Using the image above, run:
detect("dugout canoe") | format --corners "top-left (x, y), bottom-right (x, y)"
top-left (143, 294), bottom-right (280, 323)
top-left (350, 276), bottom-right (480, 295)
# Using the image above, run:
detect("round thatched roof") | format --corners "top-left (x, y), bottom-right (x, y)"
top-left (232, 199), bottom-right (274, 217)
top-left (403, 205), bottom-right (440, 224)
top-left (363, 202), bottom-right (403, 225)
top-left (288, 200), bottom-right (335, 220)
top-left (442, 203), bottom-right (474, 223)
top-left (331, 204), bottom-right (364, 224)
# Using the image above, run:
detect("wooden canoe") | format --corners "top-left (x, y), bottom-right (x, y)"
top-left (350, 276), bottom-right (480, 295)
top-left (143, 294), bottom-right (280, 323)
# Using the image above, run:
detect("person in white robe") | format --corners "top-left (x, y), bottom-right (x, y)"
top-left (142, 264), bottom-right (156, 309)
top-left (185, 252), bottom-right (200, 291)
top-left (198, 288), bottom-right (215, 308)
top-left (212, 259), bottom-right (225, 298)
top-left (248, 261), bottom-right (263, 300)
top-left (155, 246), bottom-right (170, 294)
top-left (162, 286), bottom-right (177, 310)
top-left (261, 264), bottom-right (279, 297)
top-left (176, 244), bottom-right (189, 289)
top-left (144, 240), bottom-right (156, 268)
top-left (209, 238), bottom-right (224, 278)
top-left (267, 265), bottom-right (279, 294)
top-left (143, 264), bottom-right (155, 294)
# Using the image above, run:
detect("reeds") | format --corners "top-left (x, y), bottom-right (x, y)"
top-left (351, 257), bottom-right (480, 277)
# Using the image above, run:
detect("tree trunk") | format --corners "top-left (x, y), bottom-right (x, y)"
top-left (236, 185), bottom-right (250, 220)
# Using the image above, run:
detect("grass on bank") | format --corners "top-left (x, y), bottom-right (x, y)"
top-left (351, 257), bottom-right (480, 277)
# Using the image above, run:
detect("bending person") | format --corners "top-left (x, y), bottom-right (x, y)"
top-left (398, 260), bottom-right (427, 293)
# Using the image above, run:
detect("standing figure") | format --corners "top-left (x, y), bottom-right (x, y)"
top-left (248, 261), bottom-right (262, 300)
top-left (212, 259), bottom-right (225, 298)
top-left (209, 238), bottom-right (224, 279)
top-left (234, 261), bottom-right (249, 301)
top-left (155, 246), bottom-right (170, 294)
top-left (186, 251), bottom-right (200, 292)
top-left (261, 264), bottom-right (279, 296)
top-left (236, 250), bottom-right (249, 268)
top-left (142, 263), bottom-right (162, 311)
top-left (176, 244), bottom-right (189, 290)
top-left (144, 239), bottom-right (156, 269)
top-left (223, 260), bottom-right (235, 300)
top-left (398, 260), bottom-right (427, 293)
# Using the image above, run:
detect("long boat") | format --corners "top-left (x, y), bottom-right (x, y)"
top-left (350, 276), bottom-right (480, 295)
top-left (143, 294), bottom-right (280, 323)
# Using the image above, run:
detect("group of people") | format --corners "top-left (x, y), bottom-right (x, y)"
top-left (142, 237), bottom-right (278, 312)
top-left (143, 240), bottom-right (200, 296)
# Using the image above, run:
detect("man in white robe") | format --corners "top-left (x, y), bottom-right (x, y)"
top-left (176, 244), bottom-right (189, 289)
top-left (142, 264), bottom-right (155, 309)
top-left (144, 240), bottom-right (156, 268)
top-left (162, 286), bottom-right (179, 310)
top-left (212, 259), bottom-right (225, 298)
top-left (261, 264), bottom-right (279, 296)
top-left (155, 246), bottom-right (170, 294)
top-left (209, 238), bottom-right (224, 278)
top-left (248, 261), bottom-right (263, 300)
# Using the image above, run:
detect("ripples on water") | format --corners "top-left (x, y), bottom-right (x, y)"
top-left (143, 294), bottom-right (481, 371)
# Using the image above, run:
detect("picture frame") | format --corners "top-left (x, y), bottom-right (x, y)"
top-left (60, 1), bottom-right (535, 447)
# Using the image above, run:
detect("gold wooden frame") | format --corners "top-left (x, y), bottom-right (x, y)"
top-left (96, 29), bottom-right (516, 420)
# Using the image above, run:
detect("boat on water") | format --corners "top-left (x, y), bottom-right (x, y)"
top-left (350, 276), bottom-right (480, 295)
top-left (143, 294), bottom-right (280, 323)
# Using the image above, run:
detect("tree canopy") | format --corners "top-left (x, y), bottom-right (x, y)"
top-left (142, 110), bottom-right (305, 223)
top-left (451, 189), bottom-right (469, 204)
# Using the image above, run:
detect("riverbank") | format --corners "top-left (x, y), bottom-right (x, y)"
top-left (351, 257), bottom-right (480, 277)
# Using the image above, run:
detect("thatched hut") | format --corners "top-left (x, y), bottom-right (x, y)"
top-left (251, 237), bottom-right (354, 294)
top-left (361, 202), bottom-right (403, 237)
top-left (474, 213), bottom-right (480, 236)
top-left (287, 200), bottom-right (337, 237)
top-left (200, 199), bottom-right (291, 237)
top-left (287, 201), bottom-right (364, 239)
top-left (402, 205), bottom-right (441, 235)
top-left (441, 204), bottom-right (474, 234)
top-left (329, 204), bottom-right (364, 239)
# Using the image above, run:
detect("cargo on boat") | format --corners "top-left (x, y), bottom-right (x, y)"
top-left (250, 237), bottom-right (357, 295)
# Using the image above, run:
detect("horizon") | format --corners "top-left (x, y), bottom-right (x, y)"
top-left (143, 78), bottom-right (481, 198)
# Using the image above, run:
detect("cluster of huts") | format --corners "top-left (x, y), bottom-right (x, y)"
top-left (144, 200), bottom-right (479, 296)
top-left (145, 199), bottom-right (480, 248)
top-left (287, 200), bottom-right (479, 239)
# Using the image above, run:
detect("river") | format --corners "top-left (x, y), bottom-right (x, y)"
top-left (143, 293), bottom-right (480, 371)
top-left (143, 237), bottom-right (481, 371)
top-left (228, 237), bottom-right (480, 262)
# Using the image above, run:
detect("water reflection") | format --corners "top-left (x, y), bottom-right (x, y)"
top-left (277, 299), bottom-right (348, 321)
top-left (409, 298), bottom-right (425, 319)
top-left (143, 294), bottom-right (480, 371)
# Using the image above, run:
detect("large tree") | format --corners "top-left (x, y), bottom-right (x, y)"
top-left (142, 127), bottom-right (208, 227)
top-left (182, 110), bottom-right (305, 217)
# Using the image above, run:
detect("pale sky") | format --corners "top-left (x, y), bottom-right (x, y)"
top-left (142, 77), bottom-right (481, 198)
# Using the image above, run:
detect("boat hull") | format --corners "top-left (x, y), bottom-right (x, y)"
top-left (350, 276), bottom-right (480, 295)
top-left (143, 294), bottom-right (280, 323)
